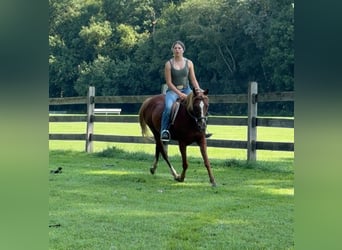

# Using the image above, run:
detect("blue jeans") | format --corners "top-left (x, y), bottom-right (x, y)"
top-left (161, 86), bottom-right (192, 133)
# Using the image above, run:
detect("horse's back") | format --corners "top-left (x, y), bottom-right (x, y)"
top-left (139, 94), bottom-right (165, 133)
top-left (140, 94), bottom-right (164, 114)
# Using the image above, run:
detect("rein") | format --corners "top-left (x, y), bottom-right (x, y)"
top-left (185, 95), bottom-right (208, 125)
top-left (187, 109), bottom-right (208, 123)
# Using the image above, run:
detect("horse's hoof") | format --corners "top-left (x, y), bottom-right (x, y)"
top-left (211, 182), bottom-right (217, 187)
top-left (174, 176), bottom-right (184, 182)
top-left (150, 168), bottom-right (155, 175)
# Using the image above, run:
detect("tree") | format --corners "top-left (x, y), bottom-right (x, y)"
top-left (238, 0), bottom-right (294, 92)
top-left (49, 0), bottom-right (294, 115)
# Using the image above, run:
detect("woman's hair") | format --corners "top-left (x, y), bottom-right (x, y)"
top-left (171, 41), bottom-right (185, 52)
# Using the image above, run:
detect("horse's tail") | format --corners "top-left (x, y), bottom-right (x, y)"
top-left (138, 98), bottom-right (151, 138)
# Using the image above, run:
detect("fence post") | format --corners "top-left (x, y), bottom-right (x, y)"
top-left (247, 82), bottom-right (258, 161)
top-left (85, 86), bottom-right (95, 153)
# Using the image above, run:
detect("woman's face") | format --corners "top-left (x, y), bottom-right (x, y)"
top-left (173, 44), bottom-right (184, 55)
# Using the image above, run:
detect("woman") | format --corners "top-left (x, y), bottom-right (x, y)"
top-left (160, 41), bottom-right (208, 141)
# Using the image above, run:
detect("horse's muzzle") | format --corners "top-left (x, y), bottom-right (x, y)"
top-left (197, 117), bottom-right (207, 132)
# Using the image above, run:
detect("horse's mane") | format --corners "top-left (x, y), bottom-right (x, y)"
top-left (183, 92), bottom-right (194, 113)
top-left (183, 91), bottom-right (208, 113)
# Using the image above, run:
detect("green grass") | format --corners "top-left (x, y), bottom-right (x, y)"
top-left (49, 117), bottom-right (294, 249)
top-left (49, 148), bottom-right (293, 249)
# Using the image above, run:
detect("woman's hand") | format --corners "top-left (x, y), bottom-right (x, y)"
top-left (179, 93), bottom-right (187, 100)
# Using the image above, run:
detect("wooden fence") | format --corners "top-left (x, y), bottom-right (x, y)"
top-left (49, 82), bottom-right (294, 161)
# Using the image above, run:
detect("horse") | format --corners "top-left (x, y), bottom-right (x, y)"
top-left (138, 88), bottom-right (216, 187)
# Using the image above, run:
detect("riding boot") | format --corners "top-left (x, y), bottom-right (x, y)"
top-left (161, 110), bottom-right (171, 141)
top-left (205, 132), bottom-right (213, 138)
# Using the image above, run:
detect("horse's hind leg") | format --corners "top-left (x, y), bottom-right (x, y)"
top-left (177, 142), bottom-right (188, 182)
top-left (149, 133), bottom-right (179, 180)
top-left (156, 139), bottom-right (179, 180)
top-left (150, 144), bottom-right (160, 175)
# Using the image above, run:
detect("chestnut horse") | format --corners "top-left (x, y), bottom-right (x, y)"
top-left (138, 88), bottom-right (216, 186)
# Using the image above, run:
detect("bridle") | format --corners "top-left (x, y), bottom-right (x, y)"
top-left (188, 95), bottom-right (209, 129)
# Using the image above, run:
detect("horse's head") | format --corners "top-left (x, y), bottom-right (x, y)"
top-left (185, 88), bottom-right (209, 132)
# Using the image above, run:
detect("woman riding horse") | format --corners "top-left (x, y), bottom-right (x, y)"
top-left (139, 87), bottom-right (217, 186)
top-left (161, 41), bottom-right (211, 141)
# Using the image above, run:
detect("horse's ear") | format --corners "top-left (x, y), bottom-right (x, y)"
top-left (194, 88), bottom-right (209, 95)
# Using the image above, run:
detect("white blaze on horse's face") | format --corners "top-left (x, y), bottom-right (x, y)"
top-left (199, 100), bottom-right (204, 117)
top-left (198, 100), bottom-right (206, 131)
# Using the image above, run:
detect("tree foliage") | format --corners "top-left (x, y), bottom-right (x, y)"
top-left (49, 0), bottom-right (294, 115)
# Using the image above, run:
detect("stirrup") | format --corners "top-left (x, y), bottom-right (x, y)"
top-left (161, 130), bottom-right (170, 141)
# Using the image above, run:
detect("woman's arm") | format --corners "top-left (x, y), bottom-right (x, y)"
top-left (188, 60), bottom-right (201, 91)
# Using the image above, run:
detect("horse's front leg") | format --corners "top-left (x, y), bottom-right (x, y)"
top-left (177, 142), bottom-right (188, 182)
top-left (199, 138), bottom-right (217, 187)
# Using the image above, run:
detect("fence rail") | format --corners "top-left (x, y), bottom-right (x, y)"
top-left (48, 115), bottom-right (294, 128)
top-left (49, 92), bottom-right (294, 105)
top-left (49, 82), bottom-right (294, 161)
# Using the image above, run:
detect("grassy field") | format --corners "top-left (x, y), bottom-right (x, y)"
top-left (49, 118), bottom-right (294, 249)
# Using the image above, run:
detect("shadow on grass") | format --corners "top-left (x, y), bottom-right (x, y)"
top-left (92, 146), bottom-right (293, 174)
top-left (220, 158), bottom-right (293, 173)
top-left (95, 146), bottom-right (153, 161)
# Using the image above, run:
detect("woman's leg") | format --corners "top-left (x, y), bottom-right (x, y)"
top-left (161, 90), bottom-right (178, 139)
top-left (182, 87), bottom-right (192, 95)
